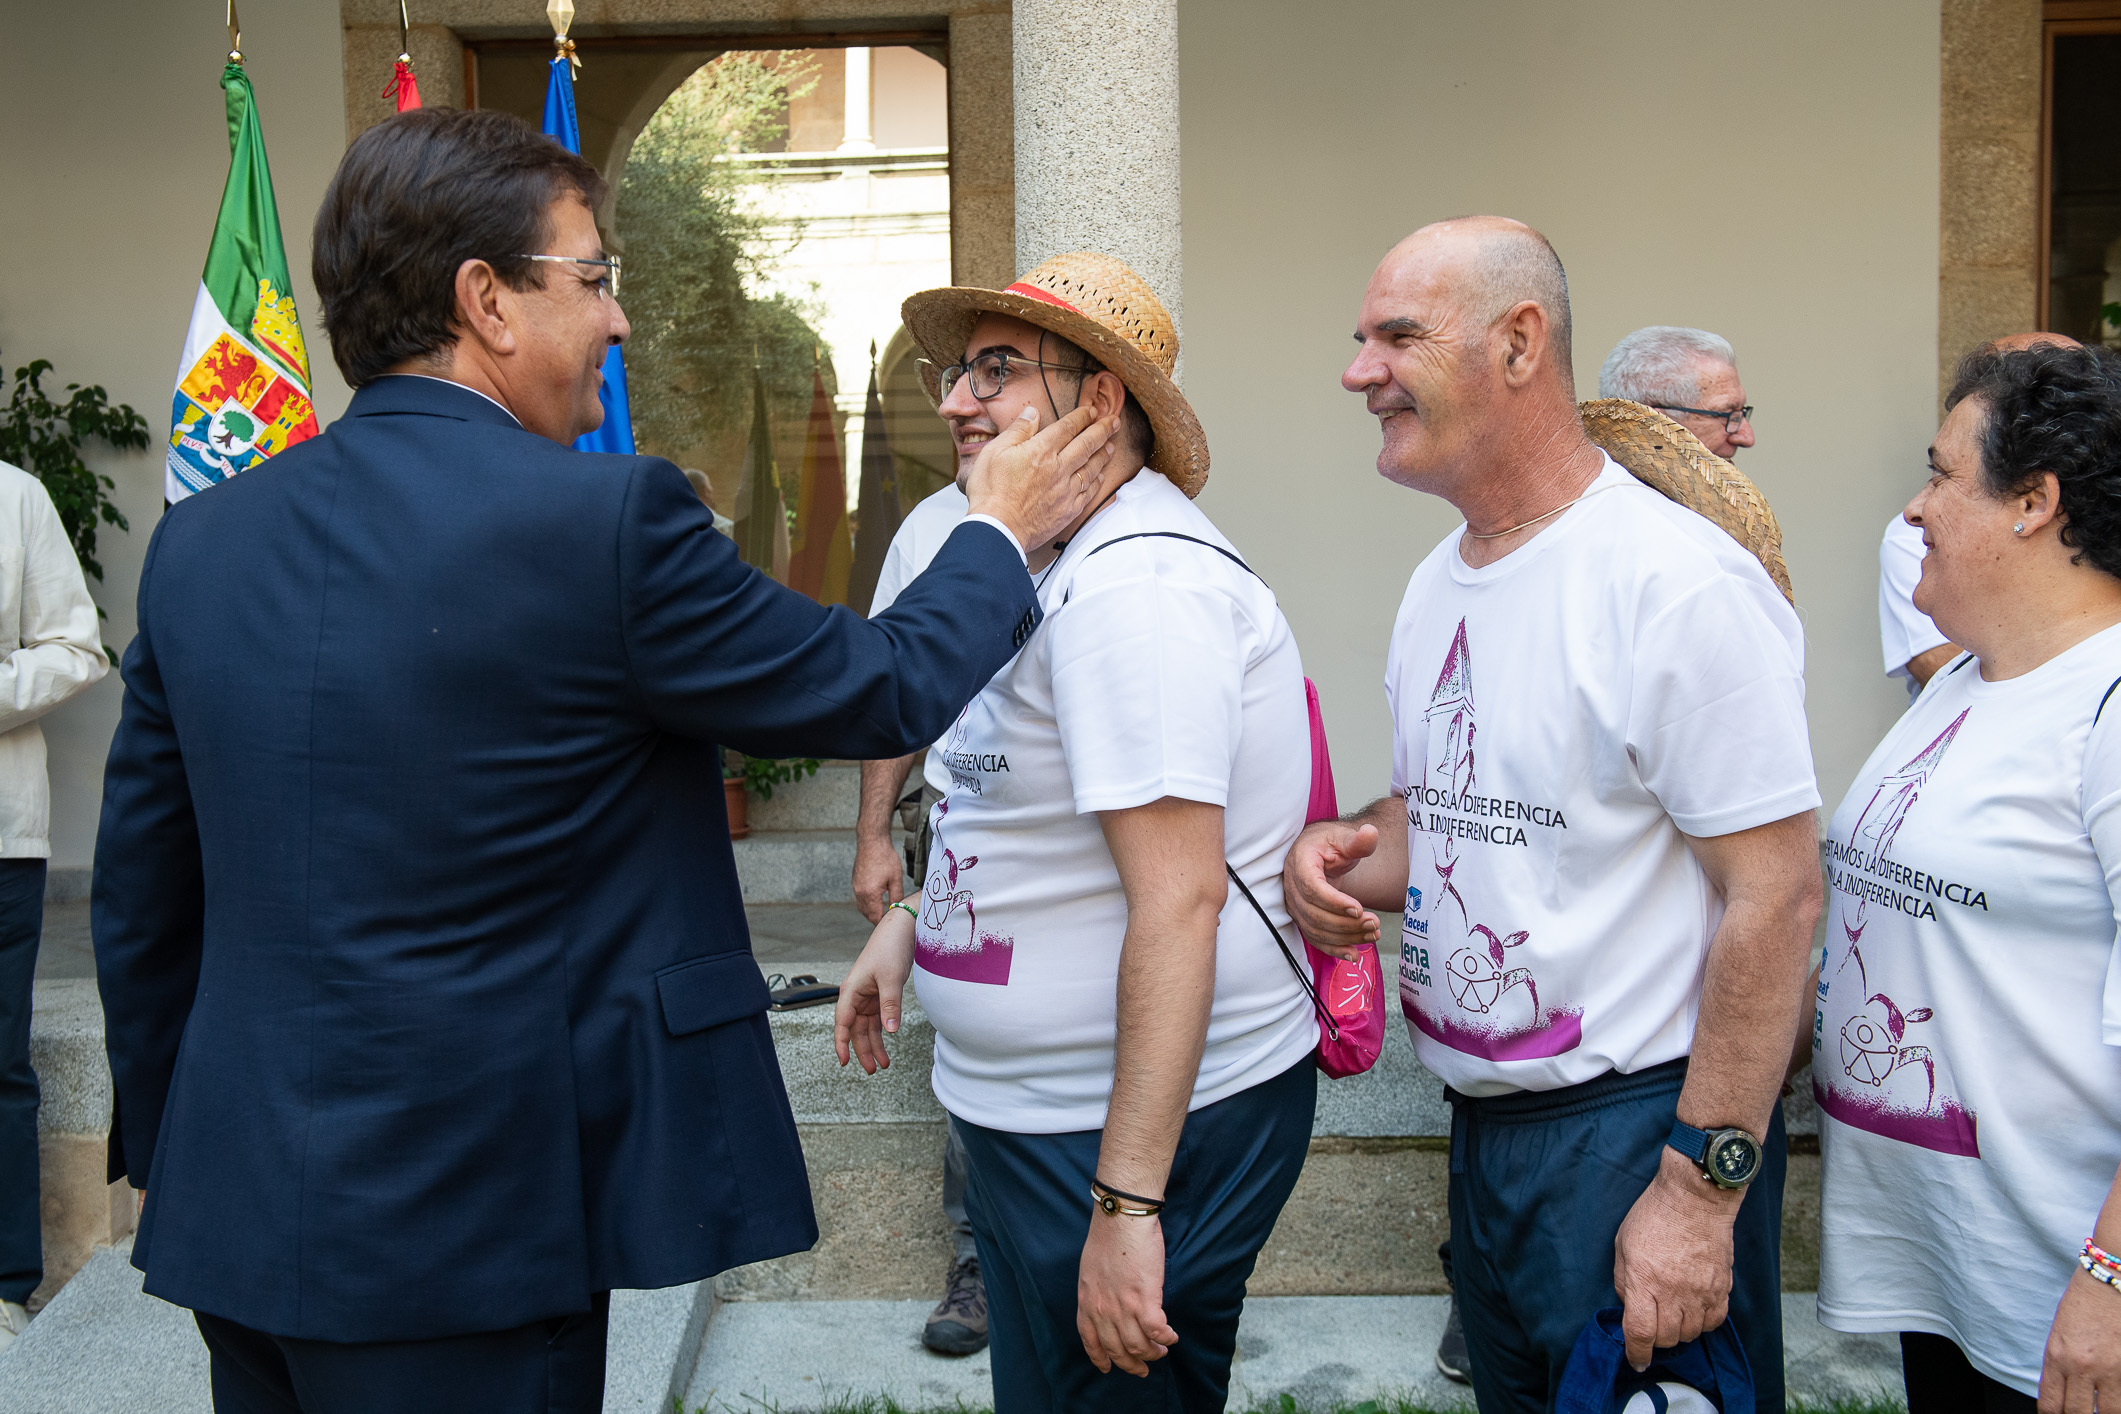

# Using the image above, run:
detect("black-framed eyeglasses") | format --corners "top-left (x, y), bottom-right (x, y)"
top-left (1652, 403), bottom-right (1753, 434)
top-left (516, 253), bottom-right (622, 299)
top-left (927, 351), bottom-right (1085, 402)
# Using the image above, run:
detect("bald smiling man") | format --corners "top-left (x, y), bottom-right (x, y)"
top-left (1282, 217), bottom-right (1824, 1414)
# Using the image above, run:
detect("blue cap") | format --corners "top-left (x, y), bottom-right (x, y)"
top-left (1555, 1308), bottom-right (1755, 1414)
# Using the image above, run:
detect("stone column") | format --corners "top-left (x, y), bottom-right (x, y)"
top-left (838, 46), bottom-right (876, 155)
top-left (1011, 0), bottom-right (1182, 355)
top-left (1937, 0), bottom-right (2040, 404)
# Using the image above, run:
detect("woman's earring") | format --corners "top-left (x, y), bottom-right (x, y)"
top-left (2014, 522), bottom-right (2027, 535)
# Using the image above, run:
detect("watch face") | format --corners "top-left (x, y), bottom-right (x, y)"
top-left (1708, 1132), bottom-right (1761, 1186)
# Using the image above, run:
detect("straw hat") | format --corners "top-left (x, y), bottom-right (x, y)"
top-left (1580, 399), bottom-right (1794, 603)
top-left (902, 252), bottom-right (1210, 497)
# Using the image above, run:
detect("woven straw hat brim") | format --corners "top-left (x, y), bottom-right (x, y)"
top-left (1580, 399), bottom-right (1794, 603)
top-left (901, 286), bottom-right (1210, 498)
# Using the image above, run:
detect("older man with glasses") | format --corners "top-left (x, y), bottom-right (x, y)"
top-left (1598, 326), bottom-right (1756, 459)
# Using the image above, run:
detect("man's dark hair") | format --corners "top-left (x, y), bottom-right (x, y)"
top-left (1947, 342), bottom-right (2121, 578)
top-left (1059, 347), bottom-right (1156, 470)
top-left (314, 108), bottom-right (609, 387)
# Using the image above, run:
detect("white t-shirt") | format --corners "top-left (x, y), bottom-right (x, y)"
top-left (911, 469), bottom-right (1317, 1133)
top-left (868, 484), bottom-right (969, 797)
top-left (1386, 456), bottom-right (1820, 1097)
top-left (1815, 627), bottom-right (2121, 1394)
top-left (1879, 514), bottom-right (1950, 696)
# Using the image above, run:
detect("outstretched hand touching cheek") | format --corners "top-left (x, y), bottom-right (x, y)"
top-left (962, 405), bottom-right (1124, 553)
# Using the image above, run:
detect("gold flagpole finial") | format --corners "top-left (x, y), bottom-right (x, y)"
top-left (398, 0), bottom-right (411, 62)
top-left (226, 0), bottom-right (242, 62)
top-left (547, 0), bottom-right (579, 76)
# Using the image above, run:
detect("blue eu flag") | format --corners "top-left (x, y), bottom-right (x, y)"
top-left (541, 56), bottom-right (635, 455)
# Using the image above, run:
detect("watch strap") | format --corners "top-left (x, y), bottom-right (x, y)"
top-left (1666, 1119), bottom-right (1712, 1169)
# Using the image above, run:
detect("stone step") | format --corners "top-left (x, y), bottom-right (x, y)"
top-left (732, 830), bottom-right (885, 905)
top-left (740, 975), bottom-right (1824, 1306)
top-left (745, 761), bottom-right (868, 834)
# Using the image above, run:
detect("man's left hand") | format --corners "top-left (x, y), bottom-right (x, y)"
top-left (1613, 1147), bottom-right (1744, 1371)
top-left (1077, 1213), bottom-right (1179, 1377)
top-left (2040, 1269), bottom-right (2121, 1414)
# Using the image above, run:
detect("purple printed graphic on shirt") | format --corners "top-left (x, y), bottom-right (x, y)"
top-left (1813, 709), bottom-right (1982, 1158)
top-left (913, 797), bottom-right (1014, 985)
top-left (1399, 619), bottom-right (1582, 1060)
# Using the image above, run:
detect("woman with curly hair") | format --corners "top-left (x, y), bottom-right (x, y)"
top-left (1809, 342), bottom-right (2121, 1414)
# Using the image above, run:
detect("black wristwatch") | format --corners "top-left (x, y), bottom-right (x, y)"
top-left (1667, 1120), bottom-right (1763, 1190)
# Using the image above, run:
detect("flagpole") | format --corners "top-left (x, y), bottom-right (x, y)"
top-left (167, 0), bottom-right (322, 506)
top-left (548, 0), bottom-right (580, 79)
top-left (537, 7), bottom-right (633, 454)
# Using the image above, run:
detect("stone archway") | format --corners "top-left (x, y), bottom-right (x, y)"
top-left (338, 1), bottom-right (1017, 289)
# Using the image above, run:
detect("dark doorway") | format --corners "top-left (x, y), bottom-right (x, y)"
top-left (2045, 21), bottom-right (2121, 343)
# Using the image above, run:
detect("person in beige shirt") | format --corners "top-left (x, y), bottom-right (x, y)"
top-left (0, 458), bottom-right (106, 1348)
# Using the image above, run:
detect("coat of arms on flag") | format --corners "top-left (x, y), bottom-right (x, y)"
top-left (166, 60), bottom-right (318, 503)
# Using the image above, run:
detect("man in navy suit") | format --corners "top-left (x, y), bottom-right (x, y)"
top-left (92, 107), bottom-right (1119, 1414)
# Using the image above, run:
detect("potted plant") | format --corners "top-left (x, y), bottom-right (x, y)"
top-left (0, 355), bottom-right (144, 657)
top-left (721, 752), bottom-right (822, 839)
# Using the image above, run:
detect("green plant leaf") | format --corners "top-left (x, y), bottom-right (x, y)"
top-left (0, 353), bottom-right (142, 611)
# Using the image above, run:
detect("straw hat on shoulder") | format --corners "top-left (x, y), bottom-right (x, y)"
top-left (1580, 398), bottom-right (1794, 603)
top-left (902, 251), bottom-right (1210, 498)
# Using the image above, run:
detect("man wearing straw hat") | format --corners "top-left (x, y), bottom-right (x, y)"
top-left (834, 252), bottom-right (1320, 1412)
top-left (1285, 217), bottom-right (1823, 1414)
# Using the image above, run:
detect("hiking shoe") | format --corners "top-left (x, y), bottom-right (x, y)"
top-left (1436, 1294), bottom-right (1471, 1383)
top-left (921, 1256), bottom-right (987, 1356)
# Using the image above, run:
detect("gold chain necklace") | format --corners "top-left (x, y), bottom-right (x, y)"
top-left (1464, 493), bottom-right (1586, 540)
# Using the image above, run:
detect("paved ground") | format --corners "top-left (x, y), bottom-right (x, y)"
top-left (0, 1241), bottom-right (707, 1414)
top-left (2, 1244), bottom-right (1906, 1414)
top-left (0, 1239), bottom-right (206, 1413)
top-left (686, 1293), bottom-right (1906, 1413)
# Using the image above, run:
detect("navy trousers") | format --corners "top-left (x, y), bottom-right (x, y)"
top-left (1446, 1057), bottom-right (1787, 1414)
top-left (1900, 1333), bottom-right (2035, 1414)
top-left (0, 859), bottom-right (43, 1306)
top-left (957, 1058), bottom-right (1317, 1414)
top-left (194, 1293), bottom-right (609, 1414)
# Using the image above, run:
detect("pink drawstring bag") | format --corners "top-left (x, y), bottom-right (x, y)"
top-left (1229, 678), bottom-right (1387, 1078)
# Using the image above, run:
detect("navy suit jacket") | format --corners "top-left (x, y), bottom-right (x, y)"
top-left (92, 376), bottom-right (1037, 1341)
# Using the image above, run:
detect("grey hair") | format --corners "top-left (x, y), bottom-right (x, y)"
top-left (1597, 326), bottom-right (1736, 405)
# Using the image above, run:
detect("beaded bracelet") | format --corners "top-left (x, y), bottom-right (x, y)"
top-left (888, 900), bottom-right (918, 923)
top-left (2083, 1239), bottom-right (2121, 1282)
top-left (2079, 1253), bottom-right (2121, 1291)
